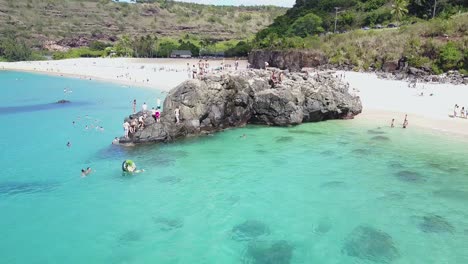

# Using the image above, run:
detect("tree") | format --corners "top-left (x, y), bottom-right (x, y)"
top-left (288, 13), bottom-right (324, 38)
top-left (0, 36), bottom-right (32, 61)
top-left (115, 35), bottom-right (133, 57)
top-left (391, 0), bottom-right (409, 21)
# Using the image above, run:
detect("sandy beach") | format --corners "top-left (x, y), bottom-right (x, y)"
top-left (0, 58), bottom-right (247, 91)
top-left (339, 71), bottom-right (468, 138)
top-left (1, 58), bottom-right (467, 137)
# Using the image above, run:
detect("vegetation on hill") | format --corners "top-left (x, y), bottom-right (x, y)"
top-left (253, 0), bottom-right (468, 74)
top-left (0, 0), bottom-right (285, 61)
top-left (0, 0), bottom-right (285, 42)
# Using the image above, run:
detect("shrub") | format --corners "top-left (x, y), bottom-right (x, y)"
top-left (438, 42), bottom-right (463, 71)
top-left (0, 36), bottom-right (32, 61)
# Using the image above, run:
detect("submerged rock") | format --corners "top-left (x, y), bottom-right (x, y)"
top-left (275, 136), bottom-right (294, 143)
top-left (118, 230), bottom-right (142, 243)
top-left (56, 99), bottom-right (71, 104)
top-left (343, 225), bottom-right (399, 263)
top-left (119, 70), bottom-right (362, 144)
top-left (320, 181), bottom-right (346, 188)
top-left (232, 220), bottom-right (270, 241)
top-left (245, 240), bottom-right (294, 264)
top-left (433, 189), bottom-right (468, 201)
top-left (394, 170), bottom-right (426, 183)
top-left (153, 217), bottom-right (183, 231)
top-left (418, 215), bottom-right (454, 234)
top-left (0, 181), bottom-right (58, 196)
top-left (367, 129), bottom-right (386, 135)
top-left (157, 176), bottom-right (181, 184)
top-left (371, 136), bottom-right (391, 141)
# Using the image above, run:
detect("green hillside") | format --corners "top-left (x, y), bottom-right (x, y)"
top-left (253, 0), bottom-right (468, 74)
top-left (0, 0), bottom-right (285, 45)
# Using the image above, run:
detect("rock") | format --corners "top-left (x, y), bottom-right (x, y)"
top-left (394, 170), bottom-right (426, 183)
top-left (418, 215), bottom-right (454, 233)
top-left (232, 220), bottom-right (270, 241)
top-left (407, 67), bottom-right (426, 76)
top-left (248, 50), bottom-right (328, 71)
top-left (382, 61), bottom-right (398, 72)
top-left (56, 100), bottom-right (70, 104)
top-left (119, 70), bottom-right (362, 144)
top-left (245, 240), bottom-right (294, 264)
top-left (343, 225), bottom-right (399, 263)
top-left (153, 217), bottom-right (183, 231)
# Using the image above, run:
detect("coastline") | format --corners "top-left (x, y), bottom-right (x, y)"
top-left (1, 58), bottom-right (467, 139)
top-left (0, 57), bottom-right (247, 91)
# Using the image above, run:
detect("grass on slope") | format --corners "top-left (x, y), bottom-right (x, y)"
top-left (0, 0), bottom-right (286, 43)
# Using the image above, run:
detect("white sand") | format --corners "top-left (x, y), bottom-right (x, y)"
top-left (1, 58), bottom-right (467, 137)
top-left (338, 71), bottom-right (468, 138)
top-left (0, 57), bottom-right (247, 91)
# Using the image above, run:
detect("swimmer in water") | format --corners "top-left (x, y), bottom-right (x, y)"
top-left (67, 141), bottom-right (71, 148)
top-left (112, 137), bottom-right (119, 144)
top-left (81, 167), bottom-right (92, 177)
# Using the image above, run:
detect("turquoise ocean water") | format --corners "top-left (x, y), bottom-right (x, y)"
top-left (1, 71), bottom-right (467, 264)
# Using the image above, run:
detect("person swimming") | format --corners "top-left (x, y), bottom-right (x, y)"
top-left (81, 167), bottom-right (92, 177)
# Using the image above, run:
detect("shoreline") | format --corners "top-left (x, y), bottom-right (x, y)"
top-left (1, 58), bottom-right (467, 139)
top-left (0, 57), bottom-right (247, 91)
top-left (355, 109), bottom-right (468, 140)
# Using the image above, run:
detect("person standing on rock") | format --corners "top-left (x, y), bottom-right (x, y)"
top-left (174, 107), bottom-right (180, 124)
top-left (132, 99), bottom-right (136, 114)
top-left (123, 121), bottom-right (130, 138)
top-left (157, 98), bottom-right (161, 109)
top-left (264, 61), bottom-right (269, 69)
top-left (142, 102), bottom-right (148, 111)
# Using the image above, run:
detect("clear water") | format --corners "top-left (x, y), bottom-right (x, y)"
top-left (1, 71), bottom-right (468, 264)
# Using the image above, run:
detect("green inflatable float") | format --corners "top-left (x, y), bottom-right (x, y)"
top-left (122, 160), bottom-right (137, 172)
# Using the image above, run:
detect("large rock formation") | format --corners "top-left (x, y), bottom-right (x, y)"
top-left (249, 50), bottom-right (328, 71)
top-left (119, 70), bottom-right (362, 144)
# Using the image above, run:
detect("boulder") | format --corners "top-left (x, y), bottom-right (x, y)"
top-left (119, 70), bottom-right (362, 144)
top-left (248, 50), bottom-right (328, 71)
top-left (382, 61), bottom-right (398, 72)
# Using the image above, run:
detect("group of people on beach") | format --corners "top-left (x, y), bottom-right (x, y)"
top-left (390, 114), bottom-right (409, 128)
top-left (187, 59), bottom-right (241, 79)
top-left (453, 104), bottom-right (468, 119)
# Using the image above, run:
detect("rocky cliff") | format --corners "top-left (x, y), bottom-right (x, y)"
top-left (248, 50), bottom-right (328, 71)
top-left (119, 70), bottom-right (362, 144)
